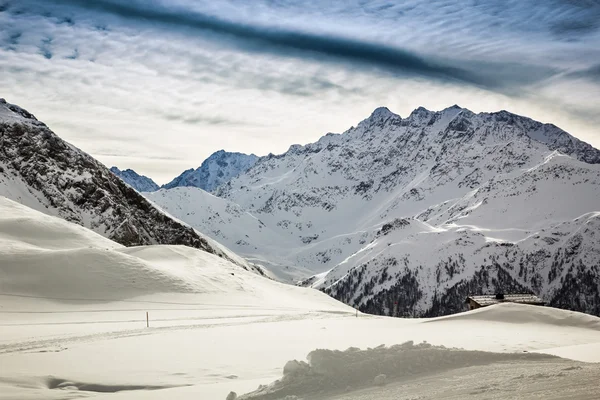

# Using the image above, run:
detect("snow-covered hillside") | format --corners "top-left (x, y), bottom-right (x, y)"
top-left (2, 195), bottom-right (600, 399)
top-left (163, 150), bottom-right (258, 192)
top-left (0, 195), bottom-right (335, 309)
top-left (144, 187), bottom-right (317, 280)
top-left (150, 105), bottom-right (600, 316)
top-left (110, 166), bottom-right (160, 192)
top-left (0, 98), bottom-right (253, 269)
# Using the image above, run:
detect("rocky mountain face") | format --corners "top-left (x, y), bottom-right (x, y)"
top-left (149, 105), bottom-right (600, 316)
top-left (0, 98), bottom-right (260, 273)
top-left (163, 150), bottom-right (258, 192)
top-left (110, 167), bottom-right (160, 192)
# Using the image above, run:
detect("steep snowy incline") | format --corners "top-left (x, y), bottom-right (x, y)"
top-left (155, 105), bottom-right (600, 315)
top-left (110, 167), bottom-right (160, 192)
top-left (0, 98), bottom-right (250, 268)
top-left (163, 150), bottom-right (258, 192)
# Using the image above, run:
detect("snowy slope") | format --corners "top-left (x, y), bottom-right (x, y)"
top-left (163, 150), bottom-right (258, 192)
top-left (152, 105), bottom-right (600, 316)
top-left (1, 196), bottom-right (600, 400)
top-left (110, 167), bottom-right (160, 192)
top-left (144, 187), bottom-right (315, 280)
top-left (0, 195), bottom-right (342, 309)
top-left (0, 98), bottom-right (253, 269)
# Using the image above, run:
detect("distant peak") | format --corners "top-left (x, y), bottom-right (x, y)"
top-left (206, 149), bottom-right (258, 160)
top-left (408, 106), bottom-right (433, 119)
top-left (369, 106), bottom-right (397, 120)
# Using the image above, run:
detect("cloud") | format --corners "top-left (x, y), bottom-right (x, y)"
top-left (568, 64), bottom-right (600, 83)
top-left (162, 113), bottom-right (248, 127)
top-left (8, 0), bottom-right (561, 92)
top-left (1, 0), bottom-right (599, 183)
top-left (39, 37), bottom-right (53, 59)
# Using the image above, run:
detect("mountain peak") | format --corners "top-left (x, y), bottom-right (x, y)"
top-left (0, 98), bottom-right (41, 124)
top-left (356, 107), bottom-right (401, 131)
top-left (163, 151), bottom-right (259, 192)
top-left (110, 167), bottom-right (160, 192)
top-left (369, 106), bottom-right (396, 119)
top-left (444, 104), bottom-right (463, 111)
top-left (407, 106), bottom-right (434, 122)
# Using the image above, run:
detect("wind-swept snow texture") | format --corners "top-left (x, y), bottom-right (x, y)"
top-left (163, 150), bottom-right (258, 192)
top-left (0, 98), bottom-right (254, 270)
top-left (149, 105), bottom-right (600, 316)
top-left (110, 167), bottom-right (160, 192)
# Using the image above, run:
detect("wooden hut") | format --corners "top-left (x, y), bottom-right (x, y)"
top-left (465, 293), bottom-right (545, 310)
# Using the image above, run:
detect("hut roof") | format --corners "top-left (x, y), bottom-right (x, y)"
top-left (466, 294), bottom-right (545, 307)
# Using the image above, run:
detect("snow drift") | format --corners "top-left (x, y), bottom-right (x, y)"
top-left (239, 342), bottom-right (587, 400)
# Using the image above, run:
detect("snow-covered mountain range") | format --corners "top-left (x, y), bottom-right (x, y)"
top-left (109, 167), bottom-right (160, 192)
top-left (0, 98), bottom-right (259, 272)
top-left (162, 150), bottom-right (258, 192)
top-left (147, 105), bottom-right (600, 316)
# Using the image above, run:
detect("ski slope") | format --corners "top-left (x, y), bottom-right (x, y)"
top-left (1, 196), bottom-right (600, 400)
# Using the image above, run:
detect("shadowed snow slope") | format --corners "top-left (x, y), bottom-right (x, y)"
top-left (240, 342), bottom-right (600, 400)
top-left (239, 342), bottom-right (558, 399)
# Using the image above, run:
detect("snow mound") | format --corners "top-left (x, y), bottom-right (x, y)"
top-left (239, 341), bottom-right (557, 399)
top-left (0, 196), bottom-right (120, 250)
top-left (0, 195), bottom-right (350, 312)
top-left (428, 303), bottom-right (600, 330)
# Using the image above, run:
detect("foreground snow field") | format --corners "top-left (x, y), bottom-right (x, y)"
top-left (1, 196), bottom-right (600, 399)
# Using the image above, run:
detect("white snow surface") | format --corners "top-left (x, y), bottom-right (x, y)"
top-left (2, 196), bottom-right (600, 400)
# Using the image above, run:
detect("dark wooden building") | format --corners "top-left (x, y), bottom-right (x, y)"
top-left (466, 293), bottom-right (545, 310)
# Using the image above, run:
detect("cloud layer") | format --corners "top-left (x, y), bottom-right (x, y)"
top-left (1, 0), bottom-right (599, 182)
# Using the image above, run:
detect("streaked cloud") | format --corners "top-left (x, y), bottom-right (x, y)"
top-left (0, 0), bottom-right (599, 183)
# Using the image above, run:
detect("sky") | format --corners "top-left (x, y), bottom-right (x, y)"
top-left (1, 0), bottom-right (599, 184)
